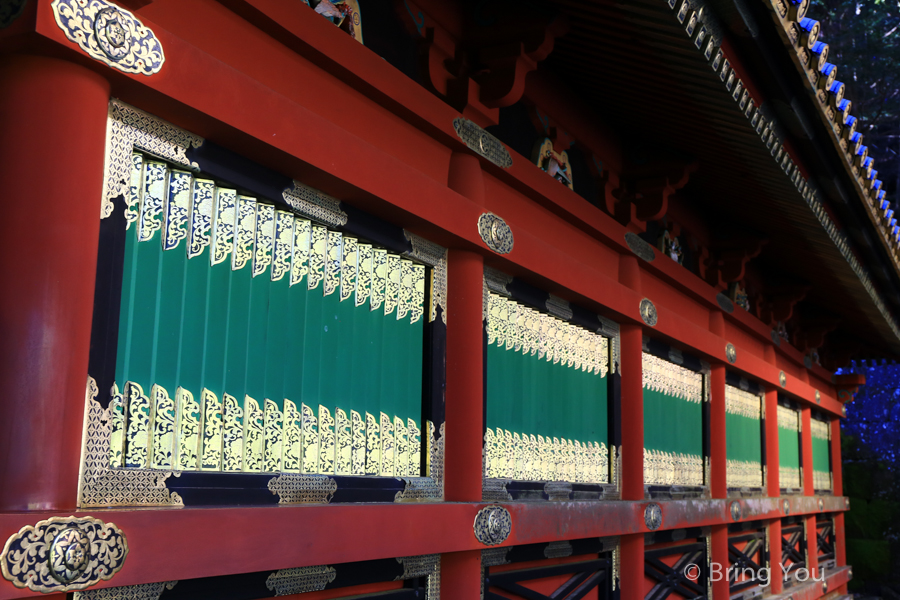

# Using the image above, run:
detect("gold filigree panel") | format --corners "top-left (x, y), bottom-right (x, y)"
top-left (642, 353), bottom-right (704, 403)
top-left (643, 449), bottom-right (704, 486)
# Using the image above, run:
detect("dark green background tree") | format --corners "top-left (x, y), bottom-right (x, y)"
top-left (817, 0), bottom-right (900, 199)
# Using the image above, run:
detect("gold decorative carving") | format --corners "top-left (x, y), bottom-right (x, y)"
top-left (725, 386), bottom-right (762, 419)
top-left (266, 565), bottom-right (336, 596)
top-left (642, 353), bottom-right (703, 402)
top-left (726, 459), bottom-right (764, 488)
top-left (2, 516), bottom-right (128, 593)
top-left (452, 118), bottom-right (513, 168)
top-left (395, 554), bottom-right (440, 580)
top-left (52, 1), bottom-right (164, 75)
top-left (79, 377), bottom-right (182, 508)
top-left (283, 180), bottom-right (348, 228)
top-left (267, 474), bottom-right (337, 504)
top-left (643, 448), bottom-right (704, 486)
top-left (101, 100), bottom-right (202, 220)
top-left (477, 213), bottom-right (514, 254)
top-left (74, 581), bottom-right (177, 600)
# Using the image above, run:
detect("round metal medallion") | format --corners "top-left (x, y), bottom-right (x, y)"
top-left (94, 8), bottom-right (131, 62)
top-left (779, 370), bottom-right (787, 388)
top-left (725, 343), bottom-right (737, 364)
top-left (640, 298), bottom-right (658, 327)
top-left (49, 527), bottom-right (90, 583)
top-left (730, 500), bottom-right (742, 521)
top-left (477, 213), bottom-right (513, 255)
top-left (822, 580), bottom-right (828, 594)
top-left (474, 505), bottom-right (512, 546)
top-left (782, 499), bottom-right (790, 515)
top-left (624, 232), bottom-right (655, 262)
top-left (845, 497), bottom-right (850, 508)
top-left (815, 390), bottom-right (821, 404)
top-left (644, 503), bottom-right (662, 531)
top-left (818, 498), bottom-right (824, 511)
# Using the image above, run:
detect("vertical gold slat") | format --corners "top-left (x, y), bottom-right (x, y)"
top-left (341, 238), bottom-right (358, 303)
top-left (263, 398), bottom-right (283, 473)
top-left (385, 255), bottom-right (401, 316)
top-left (411, 264), bottom-right (426, 325)
top-left (282, 399), bottom-right (302, 473)
top-left (513, 432), bottom-right (523, 480)
top-left (125, 153), bottom-right (143, 229)
top-left (356, 244), bottom-right (373, 308)
top-left (395, 416), bottom-right (408, 477)
top-left (163, 170), bottom-right (192, 251)
top-left (398, 259), bottom-right (414, 321)
top-left (232, 196), bottom-right (257, 271)
top-left (210, 188), bottom-right (236, 266)
top-left (505, 299), bottom-right (517, 352)
top-left (324, 231), bottom-right (342, 297)
top-left (138, 161), bottom-right (166, 242)
top-left (222, 393), bottom-right (245, 472)
top-left (408, 418), bottom-right (420, 476)
top-left (319, 405), bottom-right (336, 474)
top-left (187, 178), bottom-right (215, 260)
top-left (243, 396), bottom-right (264, 472)
top-left (252, 204), bottom-right (276, 278)
top-left (308, 226), bottom-right (326, 291)
top-left (108, 383), bottom-right (125, 468)
top-left (124, 381), bottom-right (151, 469)
top-left (176, 387), bottom-right (201, 471)
top-left (271, 210), bottom-right (293, 282)
top-left (380, 412), bottom-right (394, 476)
top-left (365, 412), bottom-right (380, 475)
top-left (335, 407), bottom-right (352, 475)
top-left (290, 218), bottom-right (311, 287)
top-left (351, 410), bottom-right (366, 475)
top-left (504, 430), bottom-right (515, 480)
top-left (495, 427), bottom-right (507, 477)
top-left (200, 389), bottom-right (223, 471)
top-left (371, 249), bottom-right (387, 312)
top-left (485, 428), bottom-right (497, 478)
top-left (301, 402), bottom-right (319, 474)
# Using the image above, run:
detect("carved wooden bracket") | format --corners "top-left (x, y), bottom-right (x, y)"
top-left (835, 373), bottom-right (865, 403)
top-left (793, 318), bottom-right (839, 353)
top-left (413, 2), bottom-right (565, 127)
top-left (700, 236), bottom-right (767, 289)
top-left (759, 285), bottom-right (809, 326)
top-left (608, 161), bottom-right (697, 230)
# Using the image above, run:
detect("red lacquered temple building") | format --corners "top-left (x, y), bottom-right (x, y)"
top-left (0, 0), bottom-right (882, 598)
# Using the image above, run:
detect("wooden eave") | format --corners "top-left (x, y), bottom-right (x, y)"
top-left (545, 0), bottom-right (900, 357)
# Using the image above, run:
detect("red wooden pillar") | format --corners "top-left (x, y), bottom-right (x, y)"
top-left (806, 514), bottom-right (819, 579)
top-left (0, 55), bottom-right (109, 511)
top-left (709, 363), bottom-right (729, 599)
top-left (441, 248), bottom-right (485, 596)
top-left (831, 418), bottom-right (843, 495)
top-left (618, 254), bottom-right (644, 600)
top-left (801, 407), bottom-right (814, 495)
top-left (764, 387), bottom-right (783, 594)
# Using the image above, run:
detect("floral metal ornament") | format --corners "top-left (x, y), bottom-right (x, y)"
top-left (474, 505), bottom-right (512, 546)
top-left (730, 500), bottom-right (742, 521)
top-left (624, 232), bottom-right (656, 262)
top-left (478, 213), bottom-right (514, 255)
top-left (644, 503), bottom-right (662, 530)
top-left (725, 343), bottom-right (737, 364)
top-left (51, 1), bottom-right (164, 75)
top-left (779, 370), bottom-right (787, 388)
top-left (453, 118), bottom-right (512, 168)
top-left (782, 499), bottom-right (791, 515)
top-left (1, 516), bottom-right (128, 593)
top-left (640, 298), bottom-right (657, 327)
